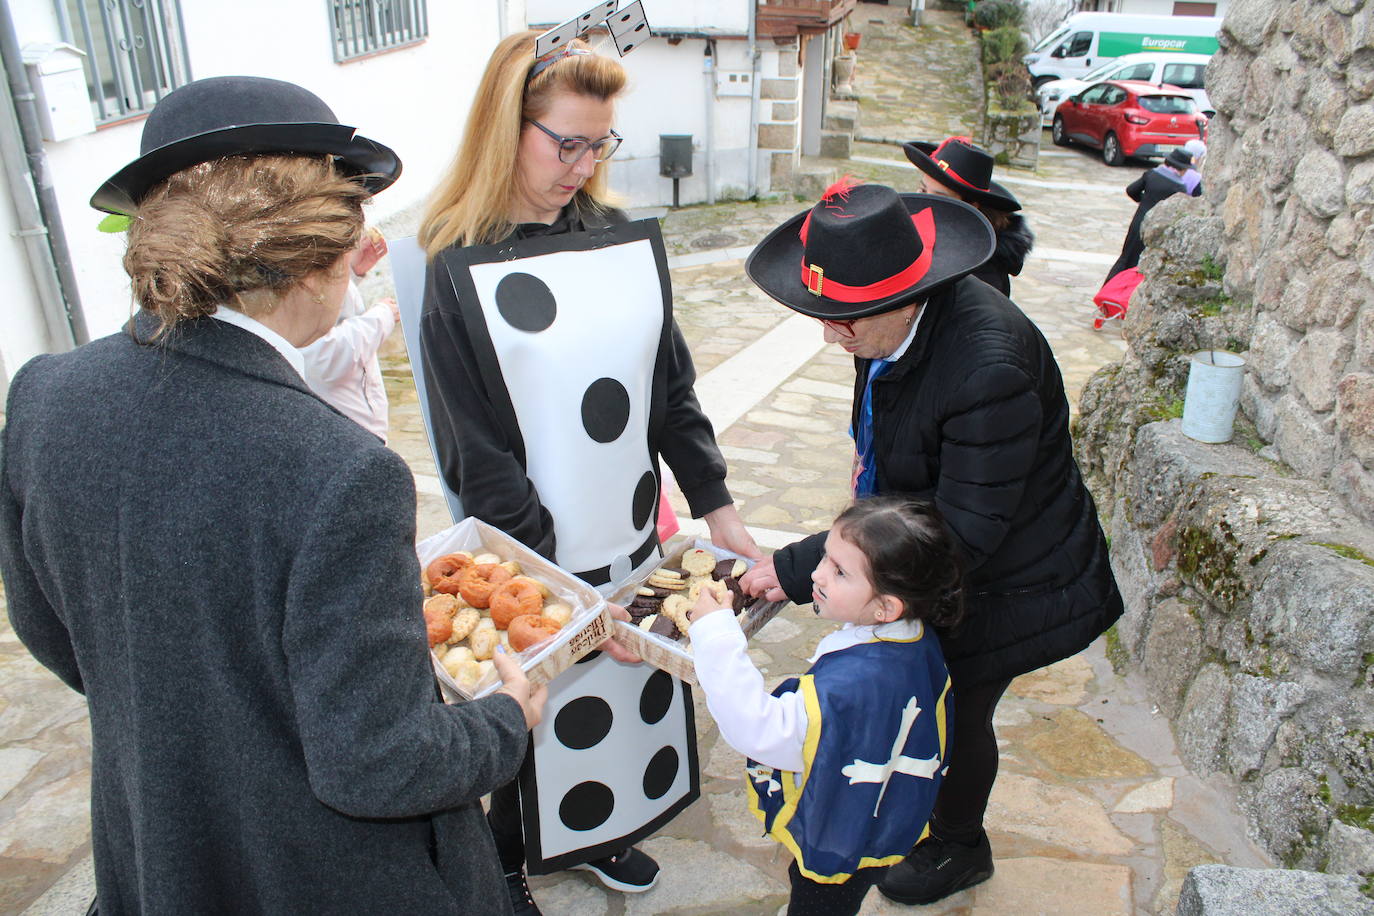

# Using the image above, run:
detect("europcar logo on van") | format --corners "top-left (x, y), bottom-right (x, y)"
top-left (1098, 32), bottom-right (1220, 56)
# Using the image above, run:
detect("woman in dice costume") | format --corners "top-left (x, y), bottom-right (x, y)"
top-left (417, 29), bottom-right (757, 916)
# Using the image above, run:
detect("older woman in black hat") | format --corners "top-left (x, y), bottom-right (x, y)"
top-left (1104, 146), bottom-right (1194, 283)
top-left (739, 181), bottom-right (1122, 906)
top-left (0, 76), bottom-right (542, 914)
top-left (903, 137), bottom-right (1034, 296)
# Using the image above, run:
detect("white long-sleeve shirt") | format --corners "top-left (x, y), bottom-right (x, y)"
top-left (300, 282), bottom-right (396, 441)
top-left (690, 611), bottom-right (924, 772)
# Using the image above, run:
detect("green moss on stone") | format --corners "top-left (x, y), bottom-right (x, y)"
top-left (1104, 624), bottom-right (1128, 675)
top-left (1336, 804), bottom-right (1374, 831)
top-left (1200, 255), bottom-right (1224, 281)
top-left (1312, 542), bottom-right (1374, 568)
top-left (1177, 525), bottom-right (1248, 609)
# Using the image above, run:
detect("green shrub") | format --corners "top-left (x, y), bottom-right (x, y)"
top-left (982, 25), bottom-right (1029, 65)
top-left (973, 0), bottom-right (1024, 31)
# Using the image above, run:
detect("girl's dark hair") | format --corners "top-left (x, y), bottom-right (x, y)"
top-left (834, 496), bottom-right (965, 629)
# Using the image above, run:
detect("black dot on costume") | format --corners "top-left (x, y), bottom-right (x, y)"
top-left (642, 746), bottom-right (679, 800)
top-left (639, 669), bottom-right (675, 725)
top-left (581, 378), bottom-right (630, 443)
top-left (631, 471), bottom-right (656, 530)
top-left (559, 781), bottom-right (614, 832)
top-left (495, 273), bottom-right (557, 332)
top-left (555, 696), bottom-right (613, 750)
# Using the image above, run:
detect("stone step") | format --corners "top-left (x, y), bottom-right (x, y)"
top-left (818, 130), bottom-right (852, 160)
top-left (793, 165), bottom-right (839, 200)
top-left (823, 100), bottom-right (860, 132)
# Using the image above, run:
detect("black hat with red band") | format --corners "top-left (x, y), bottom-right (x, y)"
top-left (903, 136), bottom-right (1021, 212)
top-left (745, 179), bottom-right (994, 320)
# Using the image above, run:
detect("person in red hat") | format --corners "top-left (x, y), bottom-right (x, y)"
top-left (740, 179), bottom-right (1122, 907)
top-left (903, 137), bottom-right (1035, 296)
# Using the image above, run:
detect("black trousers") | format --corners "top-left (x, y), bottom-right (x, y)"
top-left (487, 777), bottom-right (526, 873)
top-left (928, 676), bottom-right (1013, 844)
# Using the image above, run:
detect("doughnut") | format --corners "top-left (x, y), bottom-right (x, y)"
top-left (423, 600), bottom-right (454, 647)
top-left (427, 553), bottom-right (473, 593)
top-left (507, 614), bottom-right (564, 652)
top-left (489, 579), bottom-right (544, 629)
top-left (457, 563), bottom-right (513, 608)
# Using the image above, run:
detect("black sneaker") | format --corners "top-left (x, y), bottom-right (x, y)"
top-left (572, 846), bottom-right (660, 893)
top-left (877, 831), bottom-right (994, 905)
top-left (504, 870), bottom-right (543, 916)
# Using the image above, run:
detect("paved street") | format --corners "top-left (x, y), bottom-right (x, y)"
top-left (1, 5), bottom-right (1273, 915)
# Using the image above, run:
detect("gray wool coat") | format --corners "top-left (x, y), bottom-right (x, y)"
top-left (0, 311), bottom-right (527, 915)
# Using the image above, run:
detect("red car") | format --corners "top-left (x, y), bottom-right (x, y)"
top-left (1051, 80), bottom-right (1208, 166)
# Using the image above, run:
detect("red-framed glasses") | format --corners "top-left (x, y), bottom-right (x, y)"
top-left (817, 317), bottom-right (857, 338)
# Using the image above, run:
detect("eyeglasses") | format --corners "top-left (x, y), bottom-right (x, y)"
top-left (525, 119), bottom-right (623, 164)
top-left (817, 317), bottom-right (857, 338)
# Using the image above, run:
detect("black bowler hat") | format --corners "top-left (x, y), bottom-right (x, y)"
top-left (744, 180), bottom-right (994, 320)
top-left (1164, 147), bottom-right (1194, 170)
top-left (91, 76), bottom-right (402, 215)
top-left (903, 137), bottom-right (1021, 212)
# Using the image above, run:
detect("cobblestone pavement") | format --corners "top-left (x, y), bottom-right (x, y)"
top-left (2, 5), bottom-right (1273, 915)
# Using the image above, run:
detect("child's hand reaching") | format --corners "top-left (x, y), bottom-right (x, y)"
top-left (688, 580), bottom-right (732, 625)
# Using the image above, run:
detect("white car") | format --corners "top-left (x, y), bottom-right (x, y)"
top-left (1037, 52), bottom-right (1213, 126)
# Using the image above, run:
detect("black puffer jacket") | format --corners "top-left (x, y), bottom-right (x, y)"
top-left (969, 211), bottom-right (1034, 297)
top-left (773, 276), bottom-right (1122, 686)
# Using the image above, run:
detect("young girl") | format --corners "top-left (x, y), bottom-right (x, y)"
top-left (688, 496), bottom-right (965, 916)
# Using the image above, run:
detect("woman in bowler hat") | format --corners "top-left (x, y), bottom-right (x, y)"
top-left (1, 76), bottom-right (543, 914)
top-left (739, 180), bottom-right (1123, 906)
top-left (903, 136), bottom-right (1035, 296)
top-left (1105, 146), bottom-right (1195, 283)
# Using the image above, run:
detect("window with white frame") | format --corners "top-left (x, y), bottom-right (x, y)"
top-left (331, 0), bottom-right (428, 63)
top-left (55, 0), bottom-right (192, 125)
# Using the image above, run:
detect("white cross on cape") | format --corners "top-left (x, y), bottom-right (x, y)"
top-left (746, 763), bottom-right (781, 797)
top-left (841, 695), bottom-right (940, 817)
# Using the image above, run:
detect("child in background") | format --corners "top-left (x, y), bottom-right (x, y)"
top-left (688, 496), bottom-right (964, 916)
top-left (300, 226), bottom-right (399, 442)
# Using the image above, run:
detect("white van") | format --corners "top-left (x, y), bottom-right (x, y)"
top-left (1036, 51), bottom-right (1213, 125)
top-left (1023, 13), bottom-right (1220, 86)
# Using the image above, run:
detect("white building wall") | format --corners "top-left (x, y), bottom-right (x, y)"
top-left (611, 38), bottom-right (756, 207)
top-left (2, 0), bottom-right (505, 385)
top-left (527, 0), bottom-right (749, 35)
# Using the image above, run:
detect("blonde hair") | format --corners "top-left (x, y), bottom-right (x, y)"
top-left (125, 155), bottom-right (368, 337)
top-left (418, 30), bottom-right (627, 256)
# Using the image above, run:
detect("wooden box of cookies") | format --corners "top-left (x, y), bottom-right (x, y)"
top-left (418, 517), bottom-right (613, 702)
top-left (609, 541), bottom-right (786, 686)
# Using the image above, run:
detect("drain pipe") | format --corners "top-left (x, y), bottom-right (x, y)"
top-left (0, 1), bottom-right (88, 348)
top-left (746, 1), bottom-right (761, 198)
top-left (702, 39), bottom-right (715, 205)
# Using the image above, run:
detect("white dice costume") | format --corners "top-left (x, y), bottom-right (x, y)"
top-left (417, 210), bottom-right (729, 872)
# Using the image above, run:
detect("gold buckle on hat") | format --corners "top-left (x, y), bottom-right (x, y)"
top-left (937, 159), bottom-right (950, 171)
top-left (806, 263), bottom-right (824, 297)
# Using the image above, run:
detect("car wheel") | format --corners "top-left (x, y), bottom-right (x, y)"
top-left (1051, 115), bottom-right (1069, 147)
top-left (1103, 132), bottom-right (1125, 166)
top-left (1033, 75), bottom-right (1057, 90)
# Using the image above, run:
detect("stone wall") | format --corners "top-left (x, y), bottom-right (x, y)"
top-left (1071, 0), bottom-right (1374, 884)
top-left (1203, 0), bottom-right (1374, 523)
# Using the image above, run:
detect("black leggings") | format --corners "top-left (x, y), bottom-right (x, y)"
top-left (786, 862), bottom-right (883, 916)
top-left (928, 677), bottom-right (1012, 845)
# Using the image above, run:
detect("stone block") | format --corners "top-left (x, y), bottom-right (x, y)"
top-left (771, 101), bottom-right (797, 122)
top-left (1241, 373), bottom-right (1279, 441)
top-left (769, 150), bottom-right (795, 185)
top-left (1337, 105), bottom-right (1374, 157)
top-left (1306, 263), bottom-right (1366, 330)
top-left (1224, 674), bottom-right (1309, 779)
top-left (822, 100), bottom-right (858, 131)
top-left (792, 167), bottom-right (838, 201)
top-left (1291, 329), bottom-right (1353, 412)
top-left (1175, 664), bottom-right (1232, 776)
top-left (1359, 303), bottom-right (1374, 369)
top-left (1227, 0), bottom-right (1283, 49)
top-left (818, 130), bottom-right (851, 159)
top-left (756, 121), bottom-right (796, 150)
top-left (1293, 148), bottom-right (1346, 218)
top-left (776, 44), bottom-right (799, 78)
top-left (759, 77), bottom-right (796, 101)
top-left (1336, 372), bottom-right (1374, 461)
top-left (1176, 864), bottom-right (1374, 916)
top-left (1128, 421), bottom-right (1271, 529)
top-left (1350, 47), bottom-right (1374, 100)
top-left (1273, 394), bottom-right (1336, 479)
top-left (1208, 51), bottom-right (1250, 120)
top-left (1325, 819), bottom-right (1374, 876)
top-left (1243, 767), bottom-right (1326, 865)
top-left (1110, 505), bottom-right (1161, 658)
top-left (1348, 160), bottom-right (1374, 208)
top-left (1249, 541), bottom-right (1374, 680)
top-left (1141, 598), bottom-right (1205, 718)
top-left (1333, 459), bottom-right (1374, 522)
